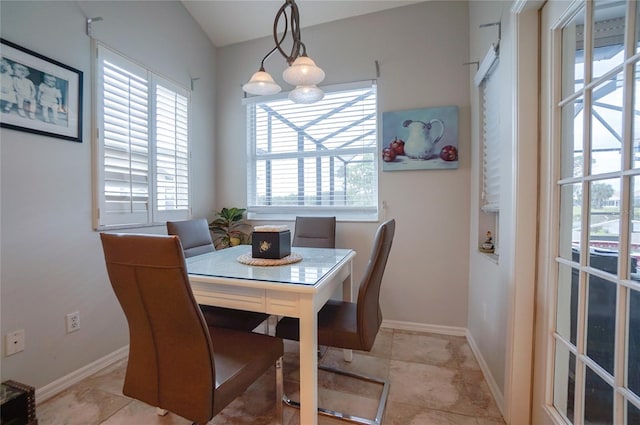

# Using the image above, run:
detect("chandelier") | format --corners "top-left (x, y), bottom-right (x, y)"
top-left (242, 0), bottom-right (325, 104)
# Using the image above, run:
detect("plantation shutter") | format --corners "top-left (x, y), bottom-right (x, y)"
top-left (153, 77), bottom-right (190, 222)
top-left (475, 45), bottom-right (500, 212)
top-left (97, 45), bottom-right (150, 226)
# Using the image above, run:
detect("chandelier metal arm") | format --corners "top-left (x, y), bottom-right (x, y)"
top-left (273, 0), bottom-right (303, 65)
top-left (243, 0), bottom-right (325, 103)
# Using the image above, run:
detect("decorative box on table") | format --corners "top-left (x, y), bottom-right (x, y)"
top-left (252, 225), bottom-right (291, 259)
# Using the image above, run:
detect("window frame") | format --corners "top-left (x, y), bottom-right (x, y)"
top-left (243, 80), bottom-right (379, 222)
top-left (93, 42), bottom-right (191, 230)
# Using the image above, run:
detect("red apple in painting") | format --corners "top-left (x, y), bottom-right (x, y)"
top-left (382, 147), bottom-right (396, 162)
top-left (390, 137), bottom-right (405, 156)
top-left (440, 145), bottom-right (458, 161)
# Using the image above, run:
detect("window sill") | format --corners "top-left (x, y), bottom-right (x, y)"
top-left (479, 251), bottom-right (499, 264)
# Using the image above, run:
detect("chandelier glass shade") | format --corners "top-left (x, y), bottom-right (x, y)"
top-left (242, 69), bottom-right (282, 95)
top-left (289, 85), bottom-right (324, 104)
top-left (242, 0), bottom-right (325, 103)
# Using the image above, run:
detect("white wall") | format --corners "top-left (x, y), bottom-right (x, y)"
top-left (215, 2), bottom-right (472, 328)
top-left (467, 3), bottom-right (540, 419)
top-left (0, 1), bottom-right (217, 391)
top-left (467, 0), bottom-right (513, 399)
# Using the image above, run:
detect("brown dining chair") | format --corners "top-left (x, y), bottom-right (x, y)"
top-left (167, 218), bottom-right (269, 332)
top-left (100, 233), bottom-right (284, 425)
top-left (275, 219), bottom-right (396, 425)
top-left (292, 216), bottom-right (336, 248)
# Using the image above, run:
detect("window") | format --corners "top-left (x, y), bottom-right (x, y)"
top-left (245, 81), bottom-right (378, 221)
top-left (94, 43), bottom-right (190, 229)
top-left (475, 43), bottom-right (500, 254)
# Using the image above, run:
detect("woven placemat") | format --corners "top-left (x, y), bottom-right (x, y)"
top-left (237, 252), bottom-right (303, 266)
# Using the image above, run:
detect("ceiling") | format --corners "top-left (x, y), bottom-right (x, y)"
top-left (181, 1), bottom-right (423, 47)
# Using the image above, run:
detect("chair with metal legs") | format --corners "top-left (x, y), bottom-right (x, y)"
top-left (167, 218), bottom-right (269, 332)
top-left (276, 219), bottom-right (396, 425)
top-left (100, 233), bottom-right (284, 425)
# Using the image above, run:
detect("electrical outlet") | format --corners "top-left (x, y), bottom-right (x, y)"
top-left (5, 329), bottom-right (25, 356)
top-left (66, 312), bottom-right (80, 333)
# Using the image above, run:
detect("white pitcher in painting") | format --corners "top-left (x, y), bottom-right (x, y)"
top-left (402, 119), bottom-right (445, 160)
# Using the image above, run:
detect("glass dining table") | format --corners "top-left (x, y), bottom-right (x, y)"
top-left (186, 245), bottom-right (356, 425)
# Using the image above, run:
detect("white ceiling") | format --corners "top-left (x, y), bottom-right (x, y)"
top-left (181, 1), bottom-right (423, 47)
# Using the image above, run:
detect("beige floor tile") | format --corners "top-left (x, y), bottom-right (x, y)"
top-left (35, 329), bottom-right (505, 425)
top-left (73, 357), bottom-right (128, 397)
top-left (318, 348), bottom-right (390, 398)
top-left (384, 400), bottom-right (480, 425)
top-left (391, 331), bottom-right (460, 368)
top-left (476, 417), bottom-right (506, 425)
top-left (100, 400), bottom-right (191, 425)
top-left (37, 387), bottom-right (131, 425)
top-left (388, 359), bottom-right (460, 410)
top-left (284, 386), bottom-right (381, 425)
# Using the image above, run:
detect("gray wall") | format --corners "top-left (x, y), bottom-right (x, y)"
top-left (216, 1), bottom-right (472, 329)
top-left (0, 1), bottom-right (216, 389)
top-left (1, 0), bottom-right (494, 405)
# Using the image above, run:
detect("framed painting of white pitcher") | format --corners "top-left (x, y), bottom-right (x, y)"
top-left (381, 105), bottom-right (458, 171)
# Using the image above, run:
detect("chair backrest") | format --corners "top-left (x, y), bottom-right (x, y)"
top-left (167, 218), bottom-right (215, 258)
top-left (100, 233), bottom-right (215, 424)
top-left (356, 219), bottom-right (396, 351)
top-left (292, 216), bottom-right (336, 248)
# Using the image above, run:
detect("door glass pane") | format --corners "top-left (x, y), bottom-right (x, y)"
top-left (563, 9), bottom-right (586, 97)
top-left (557, 264), bottom-right (580, 345)
top-left (585, 366), bottom-right (614, 424)
top-left (589, 178), bottom-right (621, 273)
top-left (592, 0), bottom-right (625, 81)
top-left (630, 176), bottom-right (640, 279)
top-left (560, 183), bottom-right (582, 262)
top-left (591, 73), bottom-right (623, 175)
top-left (633, 63), bottom-right (640, 169)
top-left (628, 401), bottom-right (640, 424)
top-left (554, 341), bottom-right (576, 423)
top-left (562, 97), bottom-right (585, 179)
top-left (628, 288), bottom-right (640, 396)
top-left (587, 275), bottom-right (617, 374)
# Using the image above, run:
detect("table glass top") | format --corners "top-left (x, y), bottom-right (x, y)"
top-left (186, 245), bottom-right (353, 285)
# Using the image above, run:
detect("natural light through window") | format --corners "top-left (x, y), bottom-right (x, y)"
top-left (245, 81), bottom-right (378, 220)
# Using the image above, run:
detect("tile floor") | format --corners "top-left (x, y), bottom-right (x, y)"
top-left (36, 329), bottom-right (505, 425)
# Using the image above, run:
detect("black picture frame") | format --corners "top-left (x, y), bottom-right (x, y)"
top-left (0, 38), bottom-right (83, 143)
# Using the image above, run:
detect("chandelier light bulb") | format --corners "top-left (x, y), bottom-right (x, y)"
top-left (242, 70), bottom-right (282, 95)
top-left (283, 56), bottom-right (325, 86)
top-left (289, 85), bottom-right (324, 104)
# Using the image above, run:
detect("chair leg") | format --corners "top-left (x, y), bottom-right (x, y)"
top-left (282, 364), bottom-right (390, 425)
top-left (276, 356), bottom-right (284, 424)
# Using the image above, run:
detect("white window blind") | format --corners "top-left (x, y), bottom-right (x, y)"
top-left (95, 44), bottom-right (190, 228)
top-left (476, 45), bottom-right (500, 212)
top-left (245, 81), bottom-right (378, 220)
top-left (154, 79), bottom-right (189, 220)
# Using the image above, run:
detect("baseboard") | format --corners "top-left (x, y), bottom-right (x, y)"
top-left (35, 345), bottom-right (129, 404)
top-left (381, 319), bottom-right (467, 336)
top-left (465, 330), bottom-right (505, 415)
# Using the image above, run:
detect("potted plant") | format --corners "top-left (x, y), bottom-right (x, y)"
top-left (209, 207), bottom-right (252, 249)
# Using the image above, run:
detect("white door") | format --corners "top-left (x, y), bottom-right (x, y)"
top-left (535, 0), bottom-right (640, 424)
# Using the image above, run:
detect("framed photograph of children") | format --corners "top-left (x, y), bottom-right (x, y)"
top-left (381, 105), bottom-right (459, 171)
top-left (0, 38), bottom-right (83, 143)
